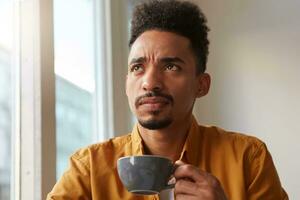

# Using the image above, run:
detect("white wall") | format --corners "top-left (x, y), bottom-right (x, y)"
top-left (193, 0), bottom-right (300, 199)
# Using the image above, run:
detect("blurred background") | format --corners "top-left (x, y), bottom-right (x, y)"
top-left (0, 0), bottom-right (299, 199)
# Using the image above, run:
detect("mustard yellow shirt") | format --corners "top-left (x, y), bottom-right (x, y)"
top-left (47, 117), bottom-right (288, 200)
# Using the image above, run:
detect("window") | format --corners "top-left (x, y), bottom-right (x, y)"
top-left (2, 0), bottom-right (131, 198)
top-left (53, 0), bottom-right (96, 179)
top-left (53, 0), bottom-right (132, 180)
top-left (0, 0), bottom-right (13, 199)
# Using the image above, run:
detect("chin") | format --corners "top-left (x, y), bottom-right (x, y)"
top-left (137, 116), bottom-right (172, 130)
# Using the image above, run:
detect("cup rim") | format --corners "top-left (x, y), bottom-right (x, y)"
top-left (130, 189), bottom-right (159, 195)
top-left (117, 155), bottom-right (172, 162)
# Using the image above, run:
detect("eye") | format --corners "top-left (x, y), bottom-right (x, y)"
top-left (165, 64), bottom-right (181, 71)
top-left (130, 64), bottom-right (144, 73)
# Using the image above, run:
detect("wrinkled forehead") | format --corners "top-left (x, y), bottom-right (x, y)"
top-left (128, 30), bottom-right (193, 63)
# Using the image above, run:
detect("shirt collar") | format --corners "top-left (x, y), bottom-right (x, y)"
top-left (179, 116), bottom-right (202, 165)
top-left (131, 124), bottom-right (145, 155)
top-left (130, 116), bottom-right (202, 164)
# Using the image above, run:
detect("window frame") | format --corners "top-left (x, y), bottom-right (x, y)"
top-left (93, 0), bottom-right (132, 141)
top-left (12, 0), bottom-right (56, 199)
top-left (11, 0), bottom-right (131, 199)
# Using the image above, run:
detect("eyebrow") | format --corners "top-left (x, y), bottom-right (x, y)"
top-left (129, 57), bottom-right (146, 65)
top-left (129, 56), bottom-right (185, 65)
top-left (159, 57), bottom-right (185, 64)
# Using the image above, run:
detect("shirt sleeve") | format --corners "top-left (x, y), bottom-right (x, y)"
top-left (246, 142), bottom-right (289, 200)
top-left (46, 154), bottom-right (92, 200)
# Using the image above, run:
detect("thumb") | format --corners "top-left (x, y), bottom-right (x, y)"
top-left (174, 160), bottom-right (186, 166)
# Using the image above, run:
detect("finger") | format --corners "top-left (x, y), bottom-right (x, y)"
top-left (174, 160), bottom-right (185, 166)
top-left (175, 179), bottom-right (223, 200)
top-left (174, 163), bottom-right (205, 183)
top-left (174, 161), bottom-right (221, 187)
top-left (174, 160), bottom-right (185, 172)
top-left (175, 193), bottom-right (199, 200)
top-left (174, 178), bottom-right (199, 195)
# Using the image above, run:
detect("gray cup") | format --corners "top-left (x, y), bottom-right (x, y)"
top-left (117, 155), bottom-right (175, 195)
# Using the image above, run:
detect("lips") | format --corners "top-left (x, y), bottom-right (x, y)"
top-left (134, 91), bottom-right (173, 112)
top-left (138, 97), bottom-right (170, 106)
top-left (137, 97), bottom-right (171, 111)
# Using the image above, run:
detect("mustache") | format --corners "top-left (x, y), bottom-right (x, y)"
top-left (135, 91), bottom-right (174, 106)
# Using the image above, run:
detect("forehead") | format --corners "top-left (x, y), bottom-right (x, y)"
top-left (128, 30), bottom-right (194, 62)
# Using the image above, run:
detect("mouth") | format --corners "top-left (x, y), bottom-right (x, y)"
top-left (134, 91), bottom-right (174, 113)
top-left (138, 97), bottom-right (170, 105)
top-left (138, 97), bottom-right (170, 111)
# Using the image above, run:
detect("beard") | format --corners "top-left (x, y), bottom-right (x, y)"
top-left (134, 91), bottom-right (174, 129)
top-left (138, 114), bottom-right (172, 130)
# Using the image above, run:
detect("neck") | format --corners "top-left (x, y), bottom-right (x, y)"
top-left (138, 116), bottom-right (193, 162)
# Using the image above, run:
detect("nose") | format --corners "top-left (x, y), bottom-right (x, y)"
top-left (142, 67), bottom-right (163, 92)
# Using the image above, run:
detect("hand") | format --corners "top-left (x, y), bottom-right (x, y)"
top-left (173, 160), bottom-right (227, 200)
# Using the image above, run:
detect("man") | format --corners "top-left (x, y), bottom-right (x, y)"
top-left (47, 0), bottom-right (288, 199)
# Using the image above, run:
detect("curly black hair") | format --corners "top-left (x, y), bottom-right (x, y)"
top-left (129, 0), bottom-right (210, 74)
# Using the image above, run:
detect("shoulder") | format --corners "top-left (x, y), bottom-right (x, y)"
top-left (70, 133), bottom-right (132, 168)
top-left (200, 125), bottom-right (266, 153)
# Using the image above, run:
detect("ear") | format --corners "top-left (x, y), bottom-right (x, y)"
top-left (196, 73), bottom-right (211, 98)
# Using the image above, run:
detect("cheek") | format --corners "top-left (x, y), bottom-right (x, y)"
top-left (168, 78), bottom-right (198, 97)
top-left (126, 79), bottom-right (139, 106)
top-left (170, 80), bottom-right (198, 107)
top-left (174, 92), bottom-right (195, 107)
top-left (126, 77), bottom-right (133, 95)
top-left (126, 90), bottom-right (136, 113)
top-left (126, 88), bottom-right (134, 103)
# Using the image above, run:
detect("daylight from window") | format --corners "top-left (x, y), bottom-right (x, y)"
top-left (0, 0), bottom-right (13, 199)
top-left (53, 0), bottom-right (96, 179)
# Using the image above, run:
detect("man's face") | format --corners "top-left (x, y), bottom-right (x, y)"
top-left (126, 30), bottom-right (208, 130)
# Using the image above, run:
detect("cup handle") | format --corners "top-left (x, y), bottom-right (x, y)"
top-left (164, 182), bottom-right (175, 190)
top-left (163, 163), bottom-right (178, 190)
